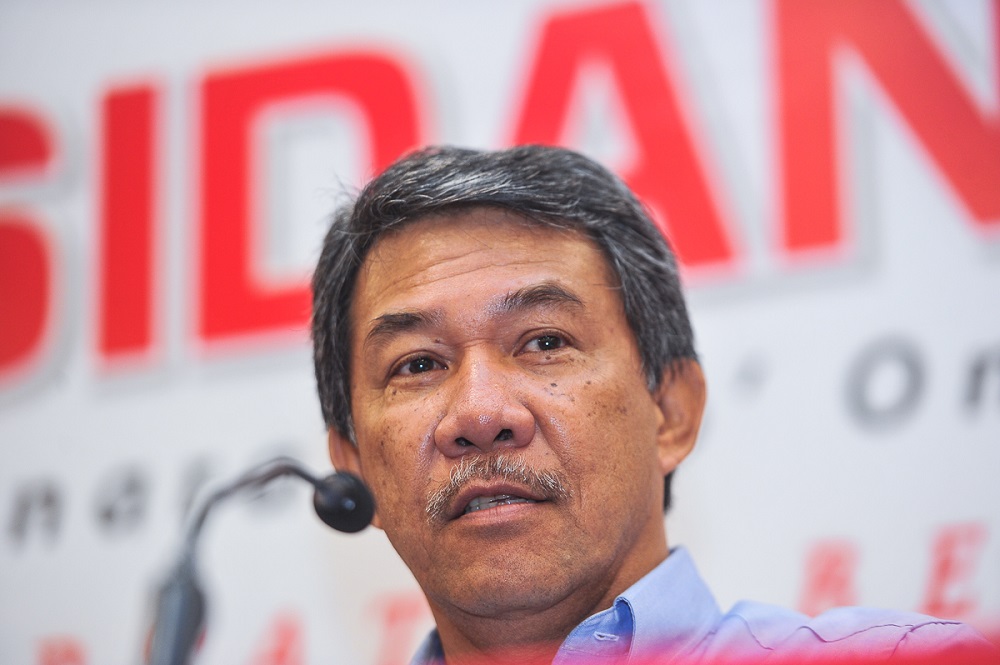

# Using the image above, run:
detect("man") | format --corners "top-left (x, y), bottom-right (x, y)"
top-left (311, 146), bottom-right (994, 664)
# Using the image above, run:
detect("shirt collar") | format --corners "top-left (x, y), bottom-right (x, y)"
top-left (409, 546), bottom-right (721, 665)
top-left (556, 547), bottom-right (722, 664)
top-left (409, 630), bottom-right (444, 665)
top-left (617, 546), bottom-right (723, 662)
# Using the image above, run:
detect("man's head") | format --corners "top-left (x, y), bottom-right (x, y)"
top-left (313, 145), bottom-right (700, 510)
top-left (311, 145), bottom-right (706, 653)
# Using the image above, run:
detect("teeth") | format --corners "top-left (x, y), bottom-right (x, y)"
top-left (464, 494), bottom-right (537, 515)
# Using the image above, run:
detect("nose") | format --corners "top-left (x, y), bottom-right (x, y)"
top-left (434, 354), bottom-right (535, 457)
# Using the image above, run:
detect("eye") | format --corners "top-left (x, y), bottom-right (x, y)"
top-left (395, 356), bottom-right (444, 376)
top-left (523, 333), bottom-right (567, 353)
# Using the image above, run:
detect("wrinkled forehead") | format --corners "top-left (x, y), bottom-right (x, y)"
top-left (347, 208), bottom-right (621, 336)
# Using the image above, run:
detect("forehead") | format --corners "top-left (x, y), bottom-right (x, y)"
top-left (349, 208), bottom-right (619, 333)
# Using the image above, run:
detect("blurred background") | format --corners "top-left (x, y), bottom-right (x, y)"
top-left (1, 1), bottom-right (998, 663)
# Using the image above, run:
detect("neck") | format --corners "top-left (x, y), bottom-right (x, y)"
top-left (431, 603), bottom-right (588, 665)
top-left (430, 532), bottom-right (670, 665)
top-left (434, 630), bottom-right (563, 665)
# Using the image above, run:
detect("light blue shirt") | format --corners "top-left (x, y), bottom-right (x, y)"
top-left (410, 547), bottom-right (995, 663)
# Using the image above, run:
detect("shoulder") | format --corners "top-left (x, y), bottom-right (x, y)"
top-left (698, 601), bottom-right (996, 662)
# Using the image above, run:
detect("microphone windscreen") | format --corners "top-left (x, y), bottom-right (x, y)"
top-left (312, 472), bottom-right (375, 533)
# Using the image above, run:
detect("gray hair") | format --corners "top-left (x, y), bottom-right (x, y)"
top-left (311, 145), bottom-right (697, 511)
top-left (425, 454), bottom-right (572, 524)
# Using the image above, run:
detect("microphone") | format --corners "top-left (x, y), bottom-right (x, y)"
top-left (313, 471), bottom-right (375, 533)
top-left (145, 457), bottom-right (374, 665)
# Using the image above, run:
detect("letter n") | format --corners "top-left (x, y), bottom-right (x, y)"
top-left (776, 0), bottom-right (1000, 254)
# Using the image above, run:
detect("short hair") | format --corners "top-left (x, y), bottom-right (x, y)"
top-left (312, 145), bottom-right (698, 511)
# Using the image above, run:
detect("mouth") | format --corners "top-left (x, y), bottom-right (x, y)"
top-left (425, 454), bottom-right (572, 524)
top-left (445, 483), bottom-right (547, 521)
top-left (463, 494), bottom-right (539, 515)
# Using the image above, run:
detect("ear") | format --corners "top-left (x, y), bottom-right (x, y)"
top-left (327, 429), bottom-right (383, 530)
top-left (652, 359), bottom-right (706, 476)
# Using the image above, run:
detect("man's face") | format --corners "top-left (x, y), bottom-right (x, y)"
top-left (331, 208), bottom-right (702, 626)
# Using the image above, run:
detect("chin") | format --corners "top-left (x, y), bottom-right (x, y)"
top-left (431, 560), bottom-right (576, 617)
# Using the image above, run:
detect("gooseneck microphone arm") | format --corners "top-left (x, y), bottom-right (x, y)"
top-left (178, 456), bottom-right (373, 559)
top-left (146, 456), bottom-right (374, 665)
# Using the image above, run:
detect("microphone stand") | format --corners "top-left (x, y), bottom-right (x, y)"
top-left (145, 456), bottom-right (374, 665)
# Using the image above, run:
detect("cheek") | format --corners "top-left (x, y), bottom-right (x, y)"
top-left (554, 378), bottom-right (660, 495)
top-left (360, 437), bottom-right (427, 539)
top-left (355, 398), bottom-right (440, 515)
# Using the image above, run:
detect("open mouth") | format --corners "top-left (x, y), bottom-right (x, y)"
top-left (425, 455), bottom-right (572, 523)
top-left (463, 494), bottom-right (539, 515)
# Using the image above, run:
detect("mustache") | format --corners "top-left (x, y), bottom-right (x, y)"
top-left (425, 454), bottom-right (572, 522)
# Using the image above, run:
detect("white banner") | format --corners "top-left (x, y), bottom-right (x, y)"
top-left (1, 1), bottom-right (998, 664)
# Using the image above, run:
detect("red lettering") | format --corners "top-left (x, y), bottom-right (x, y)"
top-left (798, 539), bottom-right (859, 616)
top-left (199, 52), bottom-right (420, 343)
top-left (371, 592), bottom-right (431, 665)
top-left (38, 637), bottom-right (86, 665)
top-left (513, 1), bottom-right (735, 269)
top-left (0, 215), bottom-right (51, 379)
top-left (776, 0), bottom-right (1000, 253)
top-left (0, 107), bottom-right (52, 177)
top-left (0, 107), bottom-right (54, 382)
top-left (921, 522), bottom-right (986, 619)
top-left (98, 85), bottom-right (158, 362)
top-left (249, 613), bottom-right (303, 665)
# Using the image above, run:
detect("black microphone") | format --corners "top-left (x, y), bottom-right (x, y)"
top-left (145, 457), bottom-right (374, 665)
top-left (313, 471), bottom-right (375, 533)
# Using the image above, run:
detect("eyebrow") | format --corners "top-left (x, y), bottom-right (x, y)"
top-left (491, 282), bottom-right (584, 316)
top-left (364, 309), bottom-right (443, 351)
top-left (362, 282), bottom-right (585, 351)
